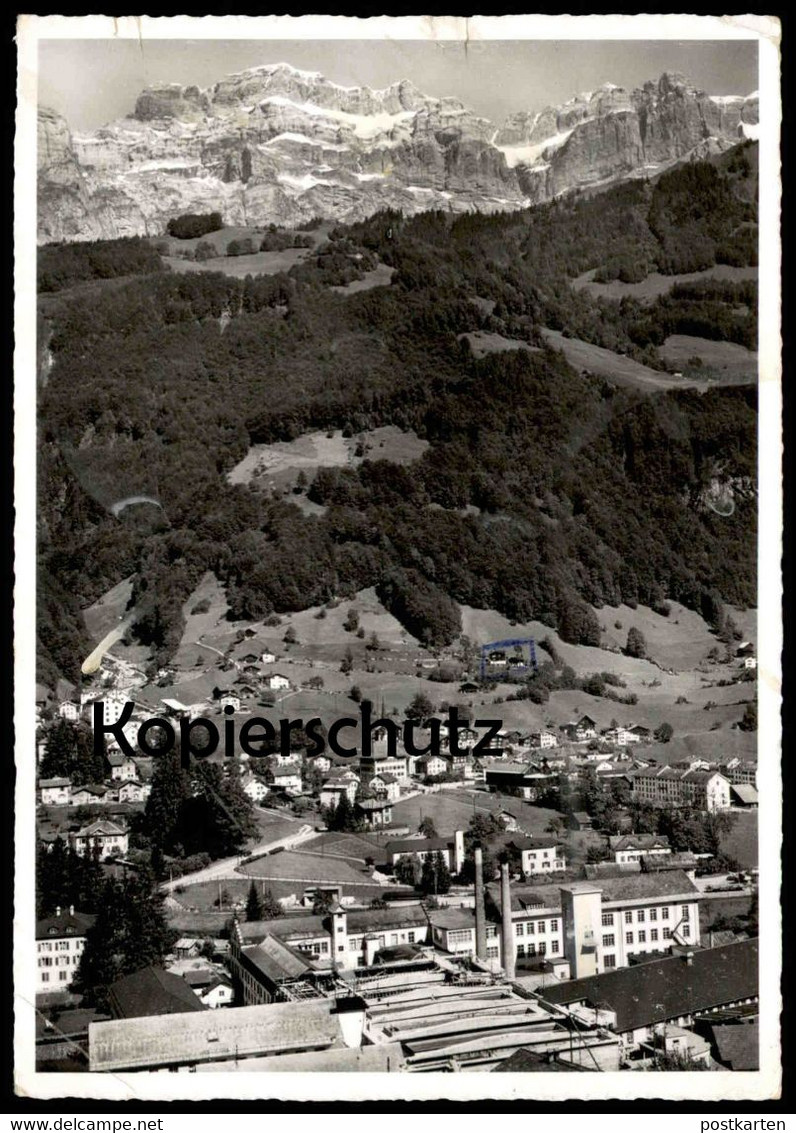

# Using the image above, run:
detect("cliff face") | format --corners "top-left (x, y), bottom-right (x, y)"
top-left (37, 65), bottom-right (758, 242)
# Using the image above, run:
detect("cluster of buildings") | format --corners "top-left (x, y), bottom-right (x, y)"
top-left (45, 857), bottom-right (757, 1073)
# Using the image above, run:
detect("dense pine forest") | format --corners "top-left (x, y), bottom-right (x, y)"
top-left (37, 144), bottom-right (758, 686)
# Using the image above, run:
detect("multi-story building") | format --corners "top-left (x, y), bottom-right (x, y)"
top-left (386, 831), bottom-right (466, 875)
top-left (513, 837), bottom-right (567, 877)
top-left (69, 819), bottom-right (129, 860)
top-left (488, 870), bottom-right (702, 976)
top-left (39, 778), bottom-right (71, 807)
top-left (720, 760), bottom-right (758, 787)
top-left (320, 777), bottom-right (358, 809)
top-left (230, 905), bottom-right (433, 997)
top-left (37, 906), bottom-right (95, 992)
top-left (84, 689), bottom-right (131, 727)
top-left (631, 767), bottom-right (731, 811)
top-left (528, 731), bottom-right (559, 749)
top-left (107, 752), bottom-right (138, 782)
top-left (58, 702), bottom-right (81, 723)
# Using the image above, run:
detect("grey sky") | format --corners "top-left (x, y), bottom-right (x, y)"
top-left (39, 39), bottom-right (758, 133)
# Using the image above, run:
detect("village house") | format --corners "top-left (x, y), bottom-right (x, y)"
top-left (602, 727), bottom-right (636, 747)
top-left (528, 730), bottom-right (559, 749)
top-left (562, 715), bottom-right (598, 743)
top-left (36, 905), bottom-right (95, 992)
top-left (319, 777), bottom-right (358, 809)
top-left (84, 688), bottom-right (131, 727)
top-left (355, 797), bottom-right (393, 828)
top-left (415, 753), bottom-right (449, 779)
top-left (117, 780), bottom-right (149, 804)
top-left (180, 969), bottom-right (235, 1009)
top-left (261, 652), bottom-right (276, 664)
top-left (240, 773), bottom-right (270, 805)
top-left (386, 831), bottom-right (466, 875)
top-left (219, 693), bottom-right (240, 712)
top-left (631, 767), bottom-right (731, 812)
top-left (69, 819), bottom-right (129, 860)
top-left (264, 673), bottom-right (291, 692)
top-left (369, 773), bottom-right (400, 802)
top-left (306, 753), bottom-right (332, 775)
top-left (39, 778), bottom-right (71, 807)
top-left (69, 784), bottom-right (109, 807)
top-left (510, 836), bottom-right (567, 877)
top-left (266, 764), bottom-right (303, 796)
top-left (106, 751), bottom-right (138, 782)
top-left (359, 748), bottom-right (409, 782)
top-left (626, 724), bottom-right (652, 743)
top-left (609, 833), bottom-right (672, 865)
top-left (58, 701), bottom-right (81, 723)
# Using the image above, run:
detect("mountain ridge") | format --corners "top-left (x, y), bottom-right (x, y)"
top-left (37, 66), bottom-right (758, 243)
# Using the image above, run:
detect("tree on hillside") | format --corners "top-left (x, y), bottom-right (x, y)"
top-left (625, 627), bottom-right (647, 658)
top-left (245, 881), bottom-right (264, 921)
top-left (405, 691), bottom-right (434, 721)
top-left (739, 701), bottom-right (757, 731)
top-left (340, 647), bottom-right (354, 675)
top-left (654, 722), bottom-right (674, 743)
top-left (284, 626), bottom-right (298, 645)
top-left (343, 608), bottom-right (359, 632)
top-left (418, 817), bottom-right (438, 838)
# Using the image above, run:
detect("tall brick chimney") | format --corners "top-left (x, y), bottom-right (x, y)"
top-left (500, 862), bottom-right (515, 980)
top-left (474, 846), bottom-right (487, 961)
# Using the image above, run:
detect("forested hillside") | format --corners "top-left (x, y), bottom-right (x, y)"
top-left (37, 146), bottom-right (758, 685)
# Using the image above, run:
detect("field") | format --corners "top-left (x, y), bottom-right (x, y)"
top-left (389, 789), bottom-right (564, 839)
top-left (571, 265), bottom-right (758, 303)
top-left (158, 223), bottom-right (325, 280)
top-left (659, 335), bottom-right (757, 383)
top-left (540, 328), bottom-right (722, 392)
top-left (227, 425), bottom-right (428, 494)
top-left (164, 247), bottom-right (312, 279)
top-left (242, 849), bottom-right (376, 887)
top-left (331, 263), bottom-right (395, 294)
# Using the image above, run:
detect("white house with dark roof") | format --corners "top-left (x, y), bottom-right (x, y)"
top-left (107, 751), bottom-right (138, 782)
top-left (609, 833), bottom-right (672, 865)
top-left (39, 778), bottom-right (71, 807)
top-left (368, 773), bottom-right (400, 802)
top-left (264, 673), bottom-right (291, 691)
top-left (117, 780), bottom-right (150, 804)
top-left (37, 906), bottom-right (95, 992)
top-left (69, 819), bottom-right (129, 859)
top-left (386, 831), bottom-right (466, 875)
top-left (58, 701), bottom-right (81, 723)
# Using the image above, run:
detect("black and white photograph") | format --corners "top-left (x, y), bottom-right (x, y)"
top-left (14, 14), bottom-right (782, 1103)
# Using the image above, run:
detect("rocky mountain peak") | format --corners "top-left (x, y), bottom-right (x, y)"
top-left (38, 67), bottom-right (756, 243)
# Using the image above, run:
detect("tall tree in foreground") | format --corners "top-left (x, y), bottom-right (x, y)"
top-left (245, 880), bottom-right (264, 921)
top-left (74, 870), bottom-right (176, 1009)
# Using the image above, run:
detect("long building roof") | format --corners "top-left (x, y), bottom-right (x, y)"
top-left (541, 939), bottom-right (758, 1034)
top-left (90, 998), bottom-right (344, 1072)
